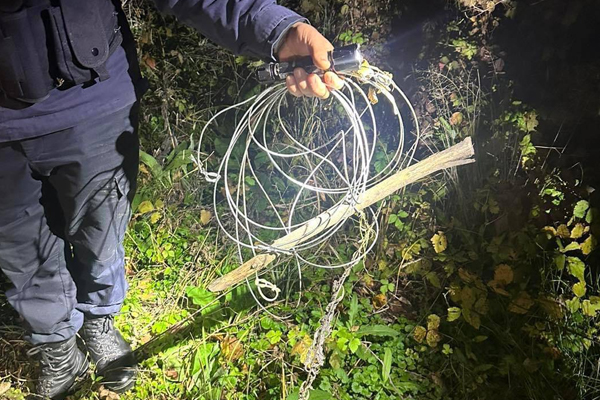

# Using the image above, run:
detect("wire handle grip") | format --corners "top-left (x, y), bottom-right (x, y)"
top-left (257, 44), bottom-right (363, 83)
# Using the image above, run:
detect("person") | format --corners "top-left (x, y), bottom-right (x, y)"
top-left (0, 0), bottom-right (343, 399)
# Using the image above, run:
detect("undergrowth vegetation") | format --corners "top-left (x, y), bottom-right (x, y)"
top-left (0, 1), bottom-right (598, 400)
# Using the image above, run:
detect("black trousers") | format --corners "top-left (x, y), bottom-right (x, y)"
top-left (0, 104), bottom-right (139, 344)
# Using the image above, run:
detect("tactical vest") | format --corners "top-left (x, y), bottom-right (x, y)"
top-left (0, 0), bottom-right (123, 103)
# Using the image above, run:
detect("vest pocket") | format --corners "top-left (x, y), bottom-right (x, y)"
top-left (47, 2), bottom-right (122, 87)
top-left (48, 6), bottom-right (95, 85)
top-left (0, 7), bottom-right (54, 102)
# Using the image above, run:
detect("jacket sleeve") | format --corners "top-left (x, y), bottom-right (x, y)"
top-left (152, 0), bottom-right (307, 60)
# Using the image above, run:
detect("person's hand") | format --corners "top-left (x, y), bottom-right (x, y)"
top-left (276, 22), bottom-right (344, 99)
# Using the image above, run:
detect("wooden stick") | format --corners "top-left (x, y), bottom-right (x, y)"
top-left (208, 137), bottom-right (475, 292)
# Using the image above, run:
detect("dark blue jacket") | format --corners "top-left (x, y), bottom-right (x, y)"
top-left (0, 0), bottom-right (305, 142)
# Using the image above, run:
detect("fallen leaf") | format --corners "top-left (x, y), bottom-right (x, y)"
top-left (372, 293), bottom-right (387, 309)
top-left (98, 386), bottom-right (120, 400)
top-left (487, 280), bottom-right (510, 296)
top-left (200, 210), bottom-right (212, 225)
top-left (449, 112), bottom-right (463, 126)
top-left (494, 264), bottom-right (513, 285)
top-left (150, 212), bottom-right (161, 224)
top-left (367, 87), bottom-right (379, 104)
top-left (143, 55), bottom-right (156, 70)
top-left (165, 369), bottom-right (179, 380)
top-left (219, 336), bottom-right (244, 362)
top-left (508, 291), bottom-right (534, 314)
top-left (138, 200), bottom-right (154, 214)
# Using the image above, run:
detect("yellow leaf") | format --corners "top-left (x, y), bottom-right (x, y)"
top-left (565, 297), bottom-right (581, 313)
top-left (413, 326), bottom-right (427, 343)
top-left (219, 336), bottom-right (245, 361)
top-left (427, 314), bottom-right (441, 331)
top-left (291, 335), bottom-right (313, 365)
top-left (449, 111), bottom-right (463, 126)
top-left (367, 87), bottom-right (379, 104)
top-left (508, 291), bottom-right (534, 314)
top-left (556, 224), bottom-right (570, 239)
top-left (570, 223), bottom-right (585, 239)
top-left (372, 293), bottom-right (387, 310)
top-left (150, 212), bottom-right (161, 224)
top-left (200, 210), bottom-right (212, 225)
top-left (572, 281), bottom-right (586, 298)
top-left (561, 242), bottom-right (580, 253)
top-left (138, 200), bottom-right (154, 214)
top-left (431, 231), bottom-right (448, 253)
top-left (426, 329), bottom-right (441, 347)
top-left (494, 264), bottom-right (513, 285)
top-left (542, 226), bottom-right (557, 237)
top-left (581, 235), bottom-right (596, 255)
top-left (581, 300), bottom-right (598, 317)
top-left (447, 307), bottom-right (462, 322)
top-left (155, 199), bottom-right (165, 208)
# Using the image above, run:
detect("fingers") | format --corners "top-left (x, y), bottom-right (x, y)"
top-left (285, 75), bottom-right (301, 97)
top-left (287, 68), bottom-right (329, 99)
top-left (323, 71), bottom-right (344, 91)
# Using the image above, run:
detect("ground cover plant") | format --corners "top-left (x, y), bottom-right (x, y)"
top-left (1, 0), bottom-right (599, 399)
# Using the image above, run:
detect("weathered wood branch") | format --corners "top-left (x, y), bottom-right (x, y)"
top-left (208, 137), bottom-right (475, 292)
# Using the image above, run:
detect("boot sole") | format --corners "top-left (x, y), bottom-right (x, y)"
top-left (98, 366), bottom-right (137, 394)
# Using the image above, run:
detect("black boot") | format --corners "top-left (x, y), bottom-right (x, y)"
top-left (80, 315), bottom-right (137, 393)
top-left (27, 336), bottom-right (89, 400)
